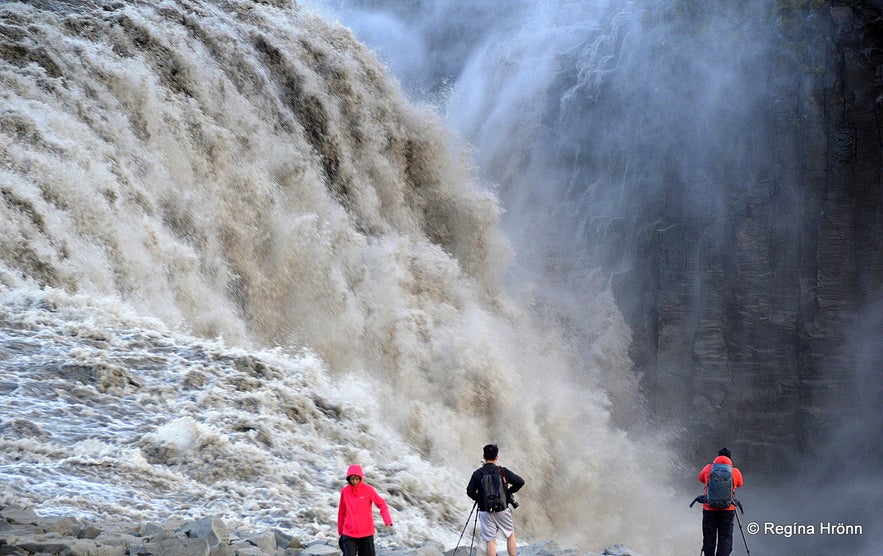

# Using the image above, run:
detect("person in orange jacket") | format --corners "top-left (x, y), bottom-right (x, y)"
top-left (337, 464), bottom-right (393, 556)
top-left (697, 448), bottom-right (744, 556)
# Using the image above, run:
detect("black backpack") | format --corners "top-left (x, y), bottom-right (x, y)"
top-left (481, 466), bottom-right (508, 512)
top-left (706, 463), bottom-right (734, 509)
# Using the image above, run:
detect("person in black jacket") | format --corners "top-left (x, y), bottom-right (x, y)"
top-left (466, 444), bottom-right (525, 556)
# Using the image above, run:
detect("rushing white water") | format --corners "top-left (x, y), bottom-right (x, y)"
top-left (1, 1), bottom-right (695, 553)
top-left (0, 286), bottom-right (463, 543)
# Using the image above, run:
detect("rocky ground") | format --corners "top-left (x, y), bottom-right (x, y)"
top-left (0, 504), bottom-right (643, 556)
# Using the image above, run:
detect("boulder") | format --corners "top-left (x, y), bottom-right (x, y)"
top-left (300, 540), bottom-right (341, 556)
top-left (129, 536), bottom-right (210, 556)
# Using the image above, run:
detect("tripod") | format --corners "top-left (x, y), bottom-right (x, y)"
top-left (733, 501), bottom-right (751, 556)
top-left (453, 502), bottom-right (479, 556)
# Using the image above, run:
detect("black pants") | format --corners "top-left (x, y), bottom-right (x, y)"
top-left (340, 535), bottom-right (375, 556)
top-left (702, 509), bottom-right (735, 556)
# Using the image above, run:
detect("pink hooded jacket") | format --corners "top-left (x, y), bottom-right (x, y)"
top-left (698, 455), bottom-right (744, 511)
top-left (337, 464), bottom-right (393, 538)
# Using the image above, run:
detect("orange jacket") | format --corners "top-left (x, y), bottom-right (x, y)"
top-left (337, 465), bottom-right (393, 537)
top-left (698, 455), bottom-right (744, 511)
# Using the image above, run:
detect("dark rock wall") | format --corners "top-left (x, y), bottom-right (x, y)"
top-left (617, 1), bottom-right (882, 470)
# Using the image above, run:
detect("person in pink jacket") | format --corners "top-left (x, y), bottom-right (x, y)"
top-left (337, 464), bottom-right (393, 556)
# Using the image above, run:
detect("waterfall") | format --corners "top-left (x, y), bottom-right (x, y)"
top-left (0, 1), bottom-right (696, 553)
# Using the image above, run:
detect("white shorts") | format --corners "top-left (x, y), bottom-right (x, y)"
top-left (478, 509), bottom-right (515, 542)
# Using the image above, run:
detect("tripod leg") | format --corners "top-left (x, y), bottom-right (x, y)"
top-left (453, 502), bottom-right (477, 556)
top-left (733, 508), bottom-right (751, 555)
top-left (468, 505), bottom-right (479, 556)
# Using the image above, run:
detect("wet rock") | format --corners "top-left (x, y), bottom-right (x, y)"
top-left (1, 505), bottom-right (39, 525)
top-left (129, 535), bottom-right (211, 556)
top-left (0, 504), bottom-right (640, 556)
top-left (300, 540), bottom-right (340, 556)
top-left (179, 516), bottom-right (231, 546)
top-left (602, 544), bottom-right (642, 556)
